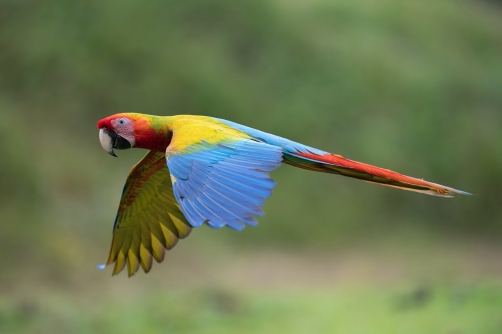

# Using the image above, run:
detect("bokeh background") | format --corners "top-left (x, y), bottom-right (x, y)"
top-left (1, 0), bottom-right (502, 333)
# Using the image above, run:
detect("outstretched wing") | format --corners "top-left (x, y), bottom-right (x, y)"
top-left (166, 123), bottom-right (283, 231)
top-left (105, 150), bottom-right (192, 277)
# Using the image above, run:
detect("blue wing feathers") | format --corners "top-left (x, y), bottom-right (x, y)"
top-left (214, 118), bottom-right (329, 157)
top-left (179, 199), bottom-right (206, 227)
top-left (242, 216), bottom-right (259, 227)
top-left (201, 188), bottom-right (259, 220)
top-left (191, 198), bottom-right (225, 228)
top-left (167, 139), bottom-right (282, 230)
top-left (208, 173), bottom-right (272, 200)
top-left (199, 193), bottom-right (248, 230)
top-left (168, 158), bottom-right (191, 179)
top-left (217, 159), bottom-right (274, 169)
top-left (210, 168), bottom-right (275, 190)
top-left (187, 169), bottom-right (207, 188)
top-left (204, 183), bottom-right (265, 216)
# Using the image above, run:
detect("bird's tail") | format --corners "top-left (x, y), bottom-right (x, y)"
top-left (210, 117), bottom-right (469, 197)
top-left (283, 151), bottom-right (469, 197)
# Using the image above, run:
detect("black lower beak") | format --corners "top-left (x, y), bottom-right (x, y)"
top-left (114, 133), bottom-right (132, 150)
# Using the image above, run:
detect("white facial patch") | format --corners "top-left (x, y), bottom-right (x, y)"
top-left (111, 117), bottom-right (136, 147)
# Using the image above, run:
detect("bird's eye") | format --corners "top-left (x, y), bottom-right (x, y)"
top-left (119, 119), bottom-right (125, 125)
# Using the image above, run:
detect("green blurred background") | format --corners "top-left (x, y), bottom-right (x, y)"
top-left (1, 0), bottom-right (502, 332)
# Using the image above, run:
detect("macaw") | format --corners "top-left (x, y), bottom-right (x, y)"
top-left (97, 113), bottom-right (469, 276)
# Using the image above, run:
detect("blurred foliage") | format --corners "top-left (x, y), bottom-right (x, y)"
top-left (1, 0), bottom-right (502, 332)
top-left (2, 282), bottom-right (502, 333)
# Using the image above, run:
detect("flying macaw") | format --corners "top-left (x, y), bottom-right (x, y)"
top-left (97, 113), bottom-right (469, 276)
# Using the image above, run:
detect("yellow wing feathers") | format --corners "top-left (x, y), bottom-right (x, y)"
top-left (106, 150), bottom-right (192, 276)
top-left (166, 116), bottom-right (252, 154)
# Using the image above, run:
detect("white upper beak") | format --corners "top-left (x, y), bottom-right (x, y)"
top-left (99, 128), bottom-right (117, 157)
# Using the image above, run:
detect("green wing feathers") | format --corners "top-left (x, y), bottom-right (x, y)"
top-left (106, 150), bottom-right (192, 277)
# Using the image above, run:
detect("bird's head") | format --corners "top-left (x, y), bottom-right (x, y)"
top-left (97, 113), bottom-right (141, 157)
top-left (97, 113), bottom-right (172, 156)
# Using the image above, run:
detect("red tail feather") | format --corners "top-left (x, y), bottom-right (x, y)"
top-left (285, 152), bottom-right (469, 197)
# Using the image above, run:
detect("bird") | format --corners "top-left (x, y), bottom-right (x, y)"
top-left (97, 113), bottom-right (469, 276)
